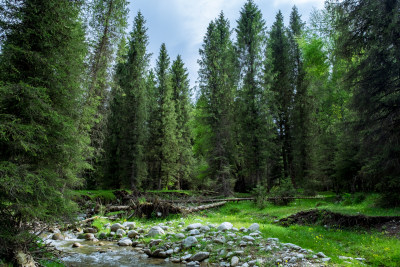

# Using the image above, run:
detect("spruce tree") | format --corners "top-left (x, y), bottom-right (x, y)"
top-left (268, 11), bottom-right (293, 184)
top-left (105, 12), bottom-right (150, 189)
top-left (84, 0), bottom-right (128, 188)
top-left (198, 12), bottom-right (238, 196)
top-left (156, 44), bottom-right (179, 189)
top-left (0, 0), bottom-right (87, 260)
top-left (235, 0), bottom-right (273, 190)
top-left (171, 55), bottom-right (194, 189)
top-left (288, 6), bottom-right (308, 187)
top-left (335, 0), bottom-right (400, 205)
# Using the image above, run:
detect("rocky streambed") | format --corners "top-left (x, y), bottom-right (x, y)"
top-left (44, 219), bottom-right (366, 266)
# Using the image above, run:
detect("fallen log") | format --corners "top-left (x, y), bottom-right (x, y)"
top-left (164, 196), bottom-right (326, 204)
top-left (107, 205), bottom-right (132, 212)
top-left (181, 201), bottom-right (227, 213)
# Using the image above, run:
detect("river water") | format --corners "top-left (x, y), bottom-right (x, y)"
top-left (47, 239), bottom-right (180, 267)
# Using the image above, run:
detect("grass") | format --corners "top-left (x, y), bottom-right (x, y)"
top-left (84, 192), bottom-right (400, 266)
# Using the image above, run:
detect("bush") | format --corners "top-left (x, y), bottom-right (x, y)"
top-left (269, 178), bottom-right (296, 206)
top-left (251, 184), bottom-right (268, 209)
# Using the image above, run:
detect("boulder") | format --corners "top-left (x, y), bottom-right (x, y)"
top-left (51, 233), bottom-right (64, 240)
top-left (231, 256), bottom-right (240, 266)
top-left (214, 236), bottom-right (226, 244)
top-left (118, 237), bottom-right (133, 246)
top-left (242, 235), bottom-right (255, 242)
top-left (147, 226), bottom-right (165, 237)
top-left (186, 223), bottom-right (202, 230)
top-left (116, 229), bottom-right (126, 236)
top-left (217, 222), bottom-right (233, 231)
top-left (110, 223), bottom-right (123, 232)
top-left (72, 242), bottom-right (82, 248)
top-left (183, 236), bottom-right (198, 248)
top-left (123, 222), bottom-right (135, 230)
top-left (248, 223), bottom-right (260, 232)
top-left (175, 233), bottom-right (185, 239)
top-left (128, 230), bottom-right (139, 238)
top-left (190, 252), bottom-right (210, 262)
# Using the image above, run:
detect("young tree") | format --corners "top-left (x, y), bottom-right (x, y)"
top-left (235, 0), bottom-right (273, 190)
top-left (198, 12), bottom-right (238, 196)
top-left (0, 0), bottom-right (87, 261)
top-left (171, 55), bottom-right (194, 189)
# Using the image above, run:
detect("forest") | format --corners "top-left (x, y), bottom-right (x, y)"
top-left (0, 0), bottom-right (399, 266)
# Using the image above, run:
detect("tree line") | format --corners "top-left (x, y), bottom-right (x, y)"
top-left (0, 0), bottom-right (399, 262)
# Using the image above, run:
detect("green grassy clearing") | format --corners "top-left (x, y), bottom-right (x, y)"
top-left (88, 193), bottom-right (400, 266)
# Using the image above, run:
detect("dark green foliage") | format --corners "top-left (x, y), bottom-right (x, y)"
top-left (235, 1), bottom-right (275, 191)
top-left (267, 11), bottom-right (293, 185)
top-left (0, 0), bottom-right (87, 260)
top-left (104, 12), bottom-right (150, 189)
top-left (157, 44), bottom-right (179, 189)
top-left (83, 0), bottom-right (128, 188)
top-left (198, 12), bottom-right (238, 196)
top-left (171, 55), bottom-right (194, 189)
top-left (334, 0), bottom-right (400, 205)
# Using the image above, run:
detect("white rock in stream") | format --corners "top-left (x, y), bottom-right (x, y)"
top-left (118, 237), bottom-right (133, 246)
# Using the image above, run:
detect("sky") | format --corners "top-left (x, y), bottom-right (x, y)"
top-left (127, 0), bottom-right (326, 89)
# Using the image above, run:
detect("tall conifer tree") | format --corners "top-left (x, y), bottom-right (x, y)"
top-left (0, 0), bottom-right (87, 259)
top-left (235, 0), bottom-right (272, 190)
top-left (171, 55), bottom-right (194, 189)
top-left (198, 12), bottom-right (238, 196)
top-left (106, 12), bottom-right (150, 189)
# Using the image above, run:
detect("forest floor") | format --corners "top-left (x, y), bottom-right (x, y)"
top-left (55, 191), bottom-right (400, 266)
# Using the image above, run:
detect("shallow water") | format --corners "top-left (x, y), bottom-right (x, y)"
top-left (49, 239), bottom-right (180, 267)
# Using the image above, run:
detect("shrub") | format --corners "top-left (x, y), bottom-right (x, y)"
top-left (269, 178), bottom-right (296, 206)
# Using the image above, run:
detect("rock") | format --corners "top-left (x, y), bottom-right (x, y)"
top-left (144, 248), bottom-right (152, 256)
top-left (316, 252), bottom-right (327, 258)
top-left (147, 226), bottom-right (165, 237)
top-left (72, 242), bottom-right (81, 248)
top-left (339, 256), bottom-right (353, 260)
top-left (242, 235), bottom-right (255, 242)
top-left (149, 239), bottom-right (163, 247)
top-left (84, 233), bottom-right (95, 240)
top-left (321, 258), bottom-right (331, 262)
top-left (116, 229), bottom-right (126, 236)
top-left (285, 243), bottom-right (301, 250)
top-left (123, 222), bottom-right (136, 230)
top-left (187, 223), bottom-right (203, 230)
top-left (110, 223), bottom-right (123, 232)
top-left (15, 251), bottom-right (36, 267)
top-left (355, 258), bottom-right (366, 261)
top-left (52, 233), bottom-right (64, 240)
top-left (171, 257), bottom-right (181, 263)
top-left (118, 237), bottom-right (133, 246)
top-left (98, 232), bottom-right (107, 239)
top-left (267, 238), bottom-right (279, 242)
top-left (214, 236), bottom-right (226, 244)
top-left (217, 222), bottom-right (233, 231)
top-left (128, 230), bottom-right (138, 238)
top-left (296, 253), bottom-right (305, 259)
top-left (183, 236), bottom-right (198, 248)
top-left (175, 233), bottom-right (185, 239)
top-left (191, 252), bottom-right (210, 262)
top-left (181, 254), bottom-right (192, 261)
top-left (231, 256), bottom-right (240, 266)
top-left (189, 229), bottom-right (200, 236)
top-left (248, 223), bottom-right (260, 232)
top-left (165, 249), bottom-right (174, 255)
top-left (200, 225), bottom-right (210, 232)
top-left (83, 228), bottom-right (97, 233)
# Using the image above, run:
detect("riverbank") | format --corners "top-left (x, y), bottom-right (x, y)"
top-left (41, 192), bottom-right (400, 266)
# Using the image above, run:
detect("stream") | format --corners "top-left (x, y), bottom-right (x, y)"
top-left (45, 235), bottom-right (180, 267)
